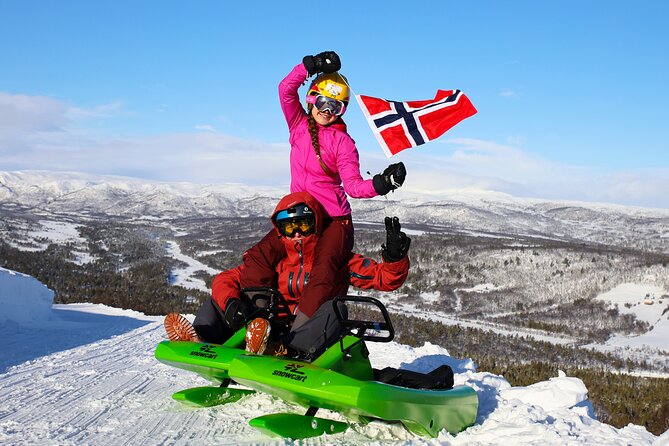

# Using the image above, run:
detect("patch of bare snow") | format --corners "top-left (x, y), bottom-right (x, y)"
top-left (594, 283), bottom-right (669, 354)
top-left (165, 241), bottom-right (219, 293)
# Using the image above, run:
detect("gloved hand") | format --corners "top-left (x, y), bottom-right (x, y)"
top-left (303, 51), bottom-right (341, 75)
top-left (382, 216), bottom-right (411, 262)
top-left (224, 298), bottom-right (252, 331)
top-left (373, 162), bottom-right (406, 195)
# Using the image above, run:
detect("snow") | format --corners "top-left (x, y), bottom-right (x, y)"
top-left (0, 267), bottom-right (54, 324)
top-left (419, 291), bottom-right (441, 304)
top-left (165, 240), bottom-right (219, 293)
top-left (388, 298), bottom-right (579, 346)
top-left (195, 248), bottom-right (232, 257)
top-left (499, 370), bottom-right (588, 412)
top-left (457, 283), bottom-right (501, 293)
top-left (30, 220), bottom-right (86, 245)
top-left (593, 283), bottom-right (669, 354)
top-left (4, 220), bottom-right (98, 264)
top-left (0, 269), bottom-right (666, 444)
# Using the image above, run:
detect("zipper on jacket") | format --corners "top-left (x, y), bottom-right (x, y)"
top-left (294, 240), bottom-right (304, 293)
top-left (350, 271), bottom-right (374, 281)
top-left (288, 272), bottom-right (295, 298)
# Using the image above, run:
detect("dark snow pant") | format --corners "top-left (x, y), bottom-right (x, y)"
top-left (192, 296), bottom-right (346, 359)
top-left (193, 297), bottom-right (234, 345)
top-left (282, 300), bottom-right (347, 359)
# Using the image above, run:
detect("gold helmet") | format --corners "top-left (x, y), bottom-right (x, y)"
top-left (307, 72), bottom-right (350, 104)
top-left (306, 73), bottom-right (350, 116)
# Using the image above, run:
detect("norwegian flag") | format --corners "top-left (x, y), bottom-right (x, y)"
top-left (355, 89), bottom-right (477, 157)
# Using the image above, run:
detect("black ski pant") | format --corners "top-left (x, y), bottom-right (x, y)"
top-left (192, 297), bottom-right (234, 345)
top-left (283, 300), bottom-right (346, 359)
top-left (192, 296), bottom-right (345, 359)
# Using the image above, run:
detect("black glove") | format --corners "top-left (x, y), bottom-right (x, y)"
top-left (373, 162), bottom-right (406, 195)
top-left (224, 298), bottom-right (252, 331)
top-left (382, 216), bottom-right (411, 262)
top-left (303, 51), bottom-right (341, 76)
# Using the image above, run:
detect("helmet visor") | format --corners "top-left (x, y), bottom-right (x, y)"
top-left (277, 217), bottom-right (315, 237)
top-left (312, 95), bottom-right (346, 116)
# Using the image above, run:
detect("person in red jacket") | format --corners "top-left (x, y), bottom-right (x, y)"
top-left (165, 191), bottom-right (411, 359)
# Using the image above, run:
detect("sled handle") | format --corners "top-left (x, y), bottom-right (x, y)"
top-left (332, 295), bottom-right (395, 343)
top-left (239, 287), bottom-right (293, 322)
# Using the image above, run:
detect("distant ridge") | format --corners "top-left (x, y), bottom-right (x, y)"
top-left (1, 170), bottom-right (668, 252)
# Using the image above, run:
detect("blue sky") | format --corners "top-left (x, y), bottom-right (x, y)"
top-left (1, 1), bottom-right (668, 208)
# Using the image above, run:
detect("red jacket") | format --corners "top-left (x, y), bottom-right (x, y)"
top-left (211, 192), bottom-right (409, 314)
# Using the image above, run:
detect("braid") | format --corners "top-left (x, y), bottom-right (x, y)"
top-left (306, 110), bottom-right (321, 159)
top-left (306, 106), bottom-right (336, 178)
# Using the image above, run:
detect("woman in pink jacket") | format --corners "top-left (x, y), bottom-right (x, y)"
top-left (240, 51), bottom-right (406, 318)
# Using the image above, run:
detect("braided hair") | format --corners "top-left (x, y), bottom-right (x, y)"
top-left (306, 105), bottom-right (337, 178)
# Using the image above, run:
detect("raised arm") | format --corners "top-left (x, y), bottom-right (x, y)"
top-left (348, 216), bottom-right (412, 290)
top-left (278, 63), bottom-right (309, 131)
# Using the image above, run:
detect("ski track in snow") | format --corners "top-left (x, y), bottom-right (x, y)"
top-left (0, 316), bottom-right (272, 445)
top-left (0, 304), bottom-right (665, 445)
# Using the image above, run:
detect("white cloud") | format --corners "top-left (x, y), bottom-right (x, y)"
top-left (1, 92), bottom-right (667, 209)
top-left (426, 138), bottom-right (555, 183)
top-left (0, 92), bottom-right (68, 136)
top-left (0, 129), bottom-right (289, 185)
top-left (67, 101), bottom-right (124, 119)
top-left (499, 89), bottom-right (520, 98)
top-left (398, 138), bottom-right (669, 209)
top-left (195, 124), bottom-right (216, 132)
top-left (505, 135), bottom-right (525, 146)
top-left (0, 92), bottom-right (289, 185)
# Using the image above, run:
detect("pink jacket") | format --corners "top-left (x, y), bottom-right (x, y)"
top-left (279, 63), bottom-right (377, 218)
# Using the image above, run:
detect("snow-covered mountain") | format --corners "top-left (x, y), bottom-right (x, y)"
top-left (2, 170), bottom-right (668, 252)
top-left (0, 170), bottom-right (283, 220)
top-left (0, 268), bottom-right (665, 445)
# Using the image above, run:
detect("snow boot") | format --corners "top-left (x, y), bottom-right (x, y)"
top-left (245, 317), bottom-right (271, 354)
top-left (164, 313), bottom-right (202, 343)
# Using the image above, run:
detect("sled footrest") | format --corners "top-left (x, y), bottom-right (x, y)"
top-left (172, 386), bottom-right (254, 407)
top-left (249, 413), bottom-right (348, 439)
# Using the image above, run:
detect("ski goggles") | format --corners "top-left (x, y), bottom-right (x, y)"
top-left (306, 94), bottom-right (346, 116)
top-left (276, 217), bottom-right (315, 238)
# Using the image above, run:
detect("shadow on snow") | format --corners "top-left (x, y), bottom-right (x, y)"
top-left (0, 306), bottom-right (152, 373)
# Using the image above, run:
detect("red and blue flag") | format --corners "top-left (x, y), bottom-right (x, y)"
top-left (356, 90), bottom-right (477, 157)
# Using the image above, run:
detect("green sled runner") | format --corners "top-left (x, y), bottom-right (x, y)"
top-left (155, 292), bottom-right (478, 439)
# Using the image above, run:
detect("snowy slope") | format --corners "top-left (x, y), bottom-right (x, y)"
top-left (0, 269), bottom-right (666, 445)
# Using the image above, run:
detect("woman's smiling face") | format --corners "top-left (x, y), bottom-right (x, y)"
top-left (310, 105), bottom-right (338, 126)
